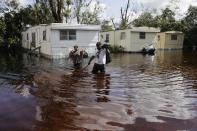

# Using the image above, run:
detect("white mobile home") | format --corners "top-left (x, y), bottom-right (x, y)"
top-left (22, 23), bottom-right (101, 59)
top-left (100, 27), bottom-right (160, 52)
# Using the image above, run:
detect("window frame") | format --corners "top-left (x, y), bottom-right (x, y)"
top-left (60, 30), bottom-right (76, 40)
top-left (158, 35), bottom-right (160, 41)
top-left (106, 34), bottom-right (109, 42)
top-left (171, 34), bottom-right (177, 40)
top-left (43, 30), bottom-right (46, 41)
top-left (69, 30), bottom-right (77, 40)
top-left (139, 32), bottom-right (146, 39)
top-left (31, 32), bottom-right (36, 47)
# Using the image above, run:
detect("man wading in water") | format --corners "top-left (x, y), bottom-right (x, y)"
top-left (69, 45), bottom-right (84, 69)
top-left (88, 42), bottom-right (108, 74)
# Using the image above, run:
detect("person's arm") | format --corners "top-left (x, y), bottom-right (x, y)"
top-left (80, 50), bottom-right (84, 58)
top-left (88, 55), bottom-right (95, 65)
top-left (69, 51), bottom-right (73, 58)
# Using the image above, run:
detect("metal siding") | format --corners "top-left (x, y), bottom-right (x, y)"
top-left (100, 29), bottom-right (158, 52)
top-left (130, 32), bottom-right (157, 52)
top-left (164, 33), bottom-right (184, 49)
top-left (39, 26), bottom-right (52, 56)
top-left (51, 30), bottom-right (99, 58)
top-left (100, 31), bottom-right (115, 46)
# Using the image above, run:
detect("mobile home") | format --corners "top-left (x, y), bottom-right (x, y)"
top-left (22, 23), bottom-right (101, 59)
top-left (100, 27), bottom-right (160, 52)
top-left (155, 31), bottom-right (184, 50)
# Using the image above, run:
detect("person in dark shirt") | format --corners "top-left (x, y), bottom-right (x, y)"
top-left (69, 45), bottom-right (83, 69)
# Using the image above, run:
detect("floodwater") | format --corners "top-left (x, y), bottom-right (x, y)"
top-left (0, 51), bottom-right (197, 131)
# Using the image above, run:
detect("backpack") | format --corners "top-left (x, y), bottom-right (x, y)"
top-left (106, 49), bottom-right (112, 64)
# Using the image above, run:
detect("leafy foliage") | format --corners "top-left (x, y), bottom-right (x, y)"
top-left (119, 0), bottom-right (132, 29)
top-left (101, 20), bottom-right (113, 32)
top-left (75, 0), bottom-right (102, 24)
top-left (183, 6), bottom-right (197, 47)
top-left (132, 12), bottom-right (158, 27)
top-left (0, 19), bottom-right (5, 44)
top-left (109, 45), bottom-right (124, 53)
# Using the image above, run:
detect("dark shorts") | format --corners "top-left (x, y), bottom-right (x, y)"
top-left (92, 63), bottom-right (105, 74)
top-left (72, 57), bottom-right (82, 69)
top-left (74, 62), bottom-right (82, 69)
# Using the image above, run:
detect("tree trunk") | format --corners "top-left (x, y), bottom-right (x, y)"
top-left (48, 0), bottom-right (63, 23)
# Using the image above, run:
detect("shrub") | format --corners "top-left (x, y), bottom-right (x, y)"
top-left (109, 45), bottom-right (124, 53)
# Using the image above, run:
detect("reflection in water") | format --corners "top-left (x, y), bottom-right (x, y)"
top-left (94, 74), bottom-right (111, 102)
top-left (32, 69), bottom-right (85, 130)
top-left (0, 50), bottom-right (197, 130)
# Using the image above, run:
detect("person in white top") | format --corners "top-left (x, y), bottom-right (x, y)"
top-left (88, 42), bottom-right (106, 74)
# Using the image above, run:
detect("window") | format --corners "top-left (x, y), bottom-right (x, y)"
top-left (171, 34), bottom-right (177, 40)
top-left (32, 32), bottom-right (36, 47)
top-left (43, 30), bottom-right (46, 41)
top-left (139, 32), bottom-right (146, 39)
top-left (106, 34), bottom-right (109, 42)
top-left (158, 35), bottom-right (160, 40)
top-left (60, 30), bottom-right (76, 40)
top-left (60, 30), bottom-right (68, 40)
top-left (121, 32), bottom-right (126, 40)
top-left (69, 30), bottom-right (76, 40)
top-left (26, 33), bottom-right (29, 40)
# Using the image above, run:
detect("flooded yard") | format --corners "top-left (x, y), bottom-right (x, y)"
top-left (0, 50), bottom-right (197, 131)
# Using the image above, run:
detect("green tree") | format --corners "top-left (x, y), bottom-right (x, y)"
top-left (159, 7), bottom-right (176, 31)
top-left (132, 6), bottom-right (186, 32)
top-left (64, 0), bottom-right (72, 23)
top-left (47, 0), bottom-right (103, 24)
top-left (19, 5), bottom-right (35, 26)
top-left (0, 18), bottom-right (6, 44)
top-left (4, 11), bottom-right (23, 47)
top-left (185, 6), bottom-right (197, 29)
top-left (184, 6), bottom-right (197, 47)
top-left (48, 0), bottom-right (65, 23)
top-left (119, 0), bottom-right (132, 29)
top-left (80, 1), bottom-right (102, 24)
top-left (32, 0), bottom-right (54, 24)
top-left (5, 0), bottom-right (19, 12)
top-left (19, 0), bottom-right (54, 26)
top-left (101, 20), bottom-right (113, 32)
top-left (132, 12), bottom-right (157, 27)
top-left (73, 0), bottom-right (84, 23)
top-left (0, 0), bottom-right (22, 49)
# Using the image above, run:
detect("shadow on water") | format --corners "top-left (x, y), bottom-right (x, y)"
top-left (0, 50), bottom-right (197, 130)
top-left (0, 52), bottom-right (24, 73)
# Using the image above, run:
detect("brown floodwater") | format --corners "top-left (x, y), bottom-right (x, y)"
top-left (0, 50), bottom-right (197, 131)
